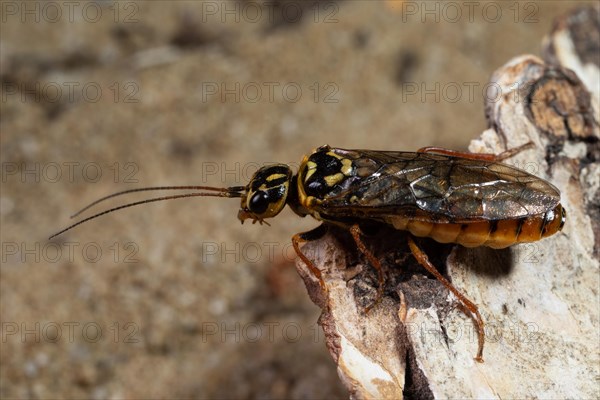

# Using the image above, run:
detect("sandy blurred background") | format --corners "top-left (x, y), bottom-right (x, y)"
top-left (0, 1), bottom-right (594, 398)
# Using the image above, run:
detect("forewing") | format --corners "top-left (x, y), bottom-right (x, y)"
top-left (317, 148), bottom-right (560, 222)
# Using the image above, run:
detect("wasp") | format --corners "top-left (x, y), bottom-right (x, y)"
top-left (51, 144), bottom-right (566, 362)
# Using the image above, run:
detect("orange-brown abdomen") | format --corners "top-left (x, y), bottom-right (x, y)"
top-left (392, 204), bottom-right (566, 249)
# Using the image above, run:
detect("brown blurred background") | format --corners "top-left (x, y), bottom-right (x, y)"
top-left (0, 1), bottom-right (593, 398)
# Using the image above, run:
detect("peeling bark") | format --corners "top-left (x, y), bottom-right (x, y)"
top-left (295, 6), bottom-right (599, 399)
top-left (542, 5), bottom-right (600, 100)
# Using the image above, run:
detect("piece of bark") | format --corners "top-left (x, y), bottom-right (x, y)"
top-left (295, 10), bottom-right (600, 400)
top-left (542, 5), bottom-right (599, 101)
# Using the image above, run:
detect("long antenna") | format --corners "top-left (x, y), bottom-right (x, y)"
top-left (70, 185), bottom-right (246, 218)
top-left (49, 190), bottom-right (244, 240)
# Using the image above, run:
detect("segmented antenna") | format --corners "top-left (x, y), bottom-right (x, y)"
top-left (49, 186), bottom-right (245, 240)
top-left (70, 185), bottom-right (246, 218)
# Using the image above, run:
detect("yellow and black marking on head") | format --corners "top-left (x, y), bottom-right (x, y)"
top-left (238, 164), bottom-right (293, 224)
top-left (298, 146), bottom-right (356, 205)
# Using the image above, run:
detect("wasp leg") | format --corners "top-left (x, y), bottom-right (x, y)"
top-left (349, 224), bottom-right (385, 313)
top-left (292, 224), bottom-right (329, 291)
top-left (418, 141), bottom-right (534, 162)
top-left (407, 236), bottom-right (485, 363)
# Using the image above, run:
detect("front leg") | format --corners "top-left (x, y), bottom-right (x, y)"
top-left (292, 224), bottom-right (329, 290)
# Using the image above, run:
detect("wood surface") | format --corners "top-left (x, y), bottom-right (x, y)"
top-left (294, 6), bottom-right (600, 399)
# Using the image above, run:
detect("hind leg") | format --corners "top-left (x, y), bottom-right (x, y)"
top-left (418, 141), bottom-right (534, 162)
top-left (407, 236), bottom-right (485, 362)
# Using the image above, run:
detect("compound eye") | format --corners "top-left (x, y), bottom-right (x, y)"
top-left (249, 191), bottom-right (270, 215)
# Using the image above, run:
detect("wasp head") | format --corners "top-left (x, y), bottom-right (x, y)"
top-left (238, 164), bottom-right (293, 224)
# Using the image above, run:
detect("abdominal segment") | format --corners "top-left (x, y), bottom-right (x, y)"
top-left (389, 204), bottom-right (565, 249)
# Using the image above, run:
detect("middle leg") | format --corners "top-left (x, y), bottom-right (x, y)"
top-left (349, 224), bottom-right (385, 313)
